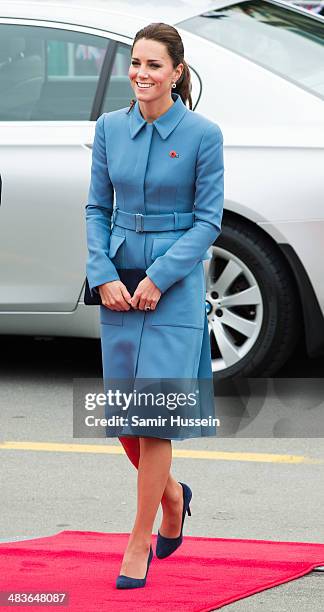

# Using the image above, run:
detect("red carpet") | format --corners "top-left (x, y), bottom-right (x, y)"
top-left (1, 530), bottom-right (324, 611)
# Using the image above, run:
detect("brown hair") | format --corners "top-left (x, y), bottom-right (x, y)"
top-left (127, 22), bottom-right (192, 113)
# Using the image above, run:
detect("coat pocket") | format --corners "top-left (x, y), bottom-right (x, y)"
top-left (100, 304), bottom-right (124, 326)
top-left (151, 237), bottom-right (178, 261)
top-left (149, 262), bottom-right (205, 329)
top-left (108, 232), bottom-right (126, 267)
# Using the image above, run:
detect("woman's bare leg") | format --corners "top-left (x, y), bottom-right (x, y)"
top-left (118, 437), bottom-right (182, 578)
top-left (118, 436), bottom-right (184, 537)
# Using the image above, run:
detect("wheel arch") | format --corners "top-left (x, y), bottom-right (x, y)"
top-left (221, 209), bottom-right (324, 358)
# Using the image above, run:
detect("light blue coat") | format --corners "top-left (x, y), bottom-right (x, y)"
top-left (85, 92), bottom-right (224, 438)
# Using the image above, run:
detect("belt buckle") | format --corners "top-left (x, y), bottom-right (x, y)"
top-left (135, 213), bottom-right (144, 232)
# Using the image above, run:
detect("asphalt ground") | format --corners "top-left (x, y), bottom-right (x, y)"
top-left (0, 333), bottom-right (323, 611)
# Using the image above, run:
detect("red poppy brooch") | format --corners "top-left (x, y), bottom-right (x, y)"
top-left (169, 150), bottom-right (179, 158)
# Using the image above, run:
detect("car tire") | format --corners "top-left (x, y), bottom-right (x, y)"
top-left (206, 219), bottom-right (301, 378)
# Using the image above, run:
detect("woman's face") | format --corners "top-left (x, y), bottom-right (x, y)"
top-left (129, 38), bottom-right (183, 103)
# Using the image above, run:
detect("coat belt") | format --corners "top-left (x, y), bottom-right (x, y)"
top-left (113, 207), bottom-right (195, 232)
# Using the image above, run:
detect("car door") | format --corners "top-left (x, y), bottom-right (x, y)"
top-left (0, 21), bottom-right (116, 312)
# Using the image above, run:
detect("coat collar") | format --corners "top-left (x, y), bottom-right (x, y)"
top-left (128, 92), bottom-right (187, 140)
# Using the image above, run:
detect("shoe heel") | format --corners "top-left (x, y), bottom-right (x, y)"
top-left (116, 545), bottom-right (153, 589)
top-left (156, 482), bottom-right (192, 559)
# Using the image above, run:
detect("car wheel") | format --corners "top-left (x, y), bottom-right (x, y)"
top-left (205, 220), bottom-right (301, 378)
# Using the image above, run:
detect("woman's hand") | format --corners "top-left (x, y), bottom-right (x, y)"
top-left (130, 276), bottom-right (162, 311)
top-left (98, 280), bottom-right (132, 311)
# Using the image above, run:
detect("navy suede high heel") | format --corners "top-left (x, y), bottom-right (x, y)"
top-left (156, 481), bottom-right (192, 559)
top-left (116, 545), bottom-right (153, 589)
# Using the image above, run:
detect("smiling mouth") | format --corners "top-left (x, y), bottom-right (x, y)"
top-left (136, 82), bottom-right (155, 88)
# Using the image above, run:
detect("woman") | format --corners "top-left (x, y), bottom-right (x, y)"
top-left (85, 22), bottom-right (224, 589)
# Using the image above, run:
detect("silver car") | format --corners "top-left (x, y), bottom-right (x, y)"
top-left (0, 0), bottom-right (323, 379)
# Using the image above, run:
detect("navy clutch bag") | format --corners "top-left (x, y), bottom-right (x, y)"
top-left (84, 268), bottom-right (147, 305)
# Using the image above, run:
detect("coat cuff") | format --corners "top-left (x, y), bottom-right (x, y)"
top-left (145, 266), bottom-right (171, 294)
top-left (87, 270), bottom-right (121, 295)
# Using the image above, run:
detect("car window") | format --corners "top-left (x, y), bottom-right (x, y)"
top-left (101, 43), bottom-right (134, 112)
top-left (178, 0), bottom-right (324, 100)
top-left (0, 24), bottom-right (111, 120)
